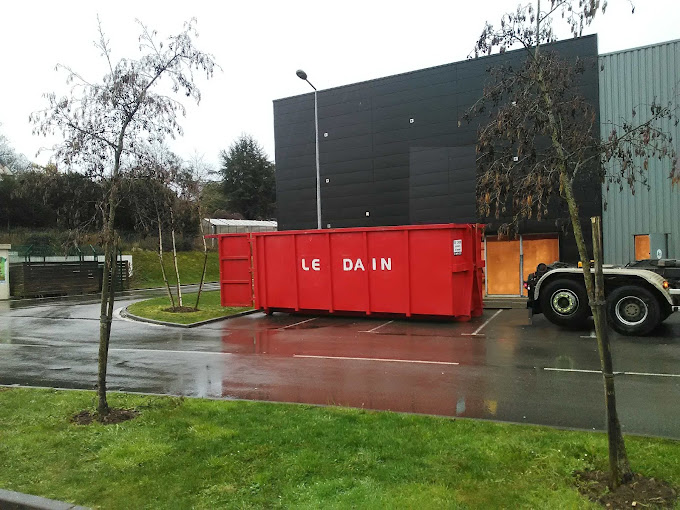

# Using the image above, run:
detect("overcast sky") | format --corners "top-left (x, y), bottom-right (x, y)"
top-left (1, 0), bottom-right (678, 171)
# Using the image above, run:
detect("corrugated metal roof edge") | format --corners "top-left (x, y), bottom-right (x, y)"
top-left (599, 38), bottom-right (680, 58)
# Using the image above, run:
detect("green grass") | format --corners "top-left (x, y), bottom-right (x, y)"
top-left (129, 250), bottom-right (220, 289)
top-left (1, 388), bottom-right (679, 509)
top-left (126, 290), bottom-right (250, 325)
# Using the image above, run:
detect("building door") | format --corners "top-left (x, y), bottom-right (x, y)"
top-left (485, 237), bottom-right (520, 295)
top-left (521, 235), bottom-right (560, 296)
top-left (634, 235), bottom-right (650, 260)
top-left (485, 235), bottom-right (559, 296)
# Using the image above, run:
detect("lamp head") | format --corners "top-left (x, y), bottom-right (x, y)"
top-left (296, 69), bottom-right (308, 80)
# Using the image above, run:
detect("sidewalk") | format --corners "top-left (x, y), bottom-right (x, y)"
top-left (0, 489), bottom-right (90, 510)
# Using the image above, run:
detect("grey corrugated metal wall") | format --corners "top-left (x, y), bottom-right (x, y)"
top-left (600, 40), bottom-right (680, 264)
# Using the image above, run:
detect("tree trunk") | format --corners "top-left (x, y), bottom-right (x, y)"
top-left (97, 228), bottom-right (112, 416)
top-left (157, 212), bottom-right (176, 309)
top-left (527, 5), bottom-right (631, 489)
top-left (561, 175), bottom-right (633, 488)
top-left (194, 213), bottom-right (208, 311)
top-left (591, 216), bottom-right (633, 488)
top-left (97, 193), bottom-right (118, 418)
top-left (170, 208), bottom-right (183, 308)
top-left (95, 115), bottom-right (133, 419)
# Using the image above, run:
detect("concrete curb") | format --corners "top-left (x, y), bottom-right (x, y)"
top-left (0, 489), bottom-right (90, 510)
top-left (483, 297), bottom-right (528, 309)
top-left (120, 307), bottom-right (259, 328)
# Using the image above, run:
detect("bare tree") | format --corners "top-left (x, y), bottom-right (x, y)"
top-left (140, 144), bottom-right (188, 309)
top-left (129, 145), bottom-right (204, 312)
top-left (127, 151), bottom-right (180, 309)
top-left (184, 152), bottom-right (214, 309)
top-left (169, 206), bottom-right (184, 307)
top-left (31, 17), bottom-right (217, 419)
top-left (467, 0), bottom-right (678, 489)
top-left (0, 125), bottom-right (31, 172)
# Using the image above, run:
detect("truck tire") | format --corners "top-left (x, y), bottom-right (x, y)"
top-left (661, 309), bottom-right (672, 322)
top-left (540, 278), bottom-right (590, 329)
top-left (606, 285), bottom-right (660, 336)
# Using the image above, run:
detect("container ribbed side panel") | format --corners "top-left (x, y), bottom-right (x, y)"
top-left (599, 40), bottom-right (680, 264)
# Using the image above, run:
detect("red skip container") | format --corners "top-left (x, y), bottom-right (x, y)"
top-left (216, 223), bottom-right (484, 320)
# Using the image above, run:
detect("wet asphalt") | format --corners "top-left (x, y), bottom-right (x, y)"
top-left (1, 288), bottom-right (679, 439)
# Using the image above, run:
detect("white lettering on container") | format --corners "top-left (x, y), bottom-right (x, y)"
top-left (301, 258), bottom-right (321, 271)
top-left (342, 258), bottom-right (392, 271)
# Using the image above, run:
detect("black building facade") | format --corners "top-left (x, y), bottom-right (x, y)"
top-left (273, 36), bottom-right (601, 294)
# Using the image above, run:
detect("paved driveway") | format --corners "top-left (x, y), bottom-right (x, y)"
top-left (1, 292), bottom-right (679, 438)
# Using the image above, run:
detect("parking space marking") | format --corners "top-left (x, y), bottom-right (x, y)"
top-left (622, 371), bottom-right (680, 378)
top-left (111, 348), bottom-right (222, 356)
top-left (461, 309), bottom-right (503, 336)
top-left (293, 354), bottom-right (459, 366)
top-left (580, 330), bottom-right (597, 339)
top-left (544, 368), bottom-right (606, 374)
top-left (360, 320), bottom-right (394, 333)
top-left (544, 367), bottom-right (680, 378)
top-left (0, 343), bottom-right (52, 349)
top-left (278, 318), bottom-right (317, 330)
top-left (0, 345), bottom-right (222, 356)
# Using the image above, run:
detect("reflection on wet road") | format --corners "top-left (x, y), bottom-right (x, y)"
top-left (1, 292), bottom-right (679, 438)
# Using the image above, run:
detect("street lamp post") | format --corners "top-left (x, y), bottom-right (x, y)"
top-left (296, 69), bottom-right (322, 229)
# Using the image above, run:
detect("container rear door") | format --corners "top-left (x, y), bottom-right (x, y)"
top-left (218, 234), bottom-right (253, 307)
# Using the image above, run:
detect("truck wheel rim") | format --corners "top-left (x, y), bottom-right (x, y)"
top-left (551, 289), bottom-right (579, 316)
top-left (615, 296), bottom-right (648, 326)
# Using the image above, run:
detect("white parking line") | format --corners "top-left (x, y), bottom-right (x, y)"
top-left (544, 368), bottom-right (604, 374)
top-left (293, 354), bottom-right (459, 365)
top-left (360, 320), bottom-right (394, 333)
top-left (580, 330), bottom-right (597, 339)
top-left (621, 371), bottom-right (680, 378)
top-left (0, 343), bottom-right (52, 349)
top-left (111, 348), bottom-right (222, 356)
top-left (278, 318), bottom-right (317, 330)
top-left (0, 345), bottom-right (222, 356)
top-left (461, 309), bottom-right (503, 336)
top-left (544, 367), bottom-right (680, 378)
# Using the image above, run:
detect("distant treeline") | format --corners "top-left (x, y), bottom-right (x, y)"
top-left (0, 170), bottom-right (198, 237)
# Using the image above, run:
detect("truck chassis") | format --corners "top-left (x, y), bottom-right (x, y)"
top-left (526, 260), bottom-right (680, 336)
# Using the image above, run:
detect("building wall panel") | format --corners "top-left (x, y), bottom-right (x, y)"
top-left (274, 36), bottom-right (601, 266)
top-left (600, 40), bottom-right (680, 263)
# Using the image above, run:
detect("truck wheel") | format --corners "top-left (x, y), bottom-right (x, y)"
top-left (661, 310), bottom-right (672, 322)
top-left (606, 285), bottom-right (660, 336)
top-left (540, 279), bottom-right (590, 328)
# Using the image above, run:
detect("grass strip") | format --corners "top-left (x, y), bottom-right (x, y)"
top-left (128, 250), bottom-right (220, 289)
top-left (126, 290), bottom-right (251, 325)
top-left (1, 388), bottom-right (679, 509)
